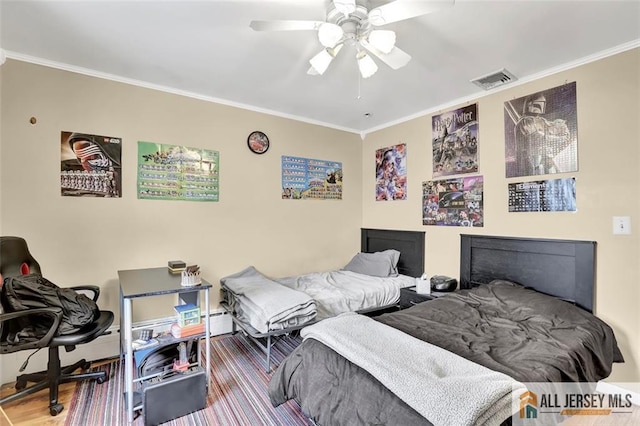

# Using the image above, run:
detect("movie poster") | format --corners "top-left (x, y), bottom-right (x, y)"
top-left (504, 82), bottom-right (578, 178)
top-left (60, 131), bottom-right (122, 197)
top-left (137, 141), bottom-right (219, 202)
top-left (508, 177), bottom-right (576, 212)
top-left (422, 176), bottom-right (484, 227)
top-left (432, 104), bottom-right (478, 177)
top-left (281, 156), bottom-right (342, 200)
top-left (375, 143), bottom-right (407, 201)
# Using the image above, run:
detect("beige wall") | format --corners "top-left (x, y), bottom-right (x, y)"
top-left (1, 48), bottom-right (638, 385)
top-left (0, 60), bottom-right (363, 322)
top-left (0, 63), bottom-right (3, 235)
top-left (363, 48), bottom-right (640, 383)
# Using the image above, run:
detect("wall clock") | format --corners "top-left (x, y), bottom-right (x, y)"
top-left (247, 131), bottom-right (269, 154)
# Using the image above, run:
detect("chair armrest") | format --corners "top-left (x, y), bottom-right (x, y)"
top-left (69, 285), bottom-right (101, 302)
top-left (0, 307), bottom-right (63, 353)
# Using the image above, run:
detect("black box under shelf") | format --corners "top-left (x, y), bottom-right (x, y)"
top-left (141, 367), bottom-right (206, 426)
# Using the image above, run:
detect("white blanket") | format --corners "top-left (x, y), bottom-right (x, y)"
top-left (221, 266), bottom-right (316, 333)
top-left (276, 270), bottom-right (415, 319)
top-left (301, 312), bottom-right (527, 426)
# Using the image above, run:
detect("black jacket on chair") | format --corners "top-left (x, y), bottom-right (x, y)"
top-left (0, 236), bottom-right (114, 417)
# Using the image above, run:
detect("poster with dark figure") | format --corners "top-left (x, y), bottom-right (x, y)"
top-left (432, 104), bottom-right (478, 177)
top-left (504, 82), bottom-right (578, 178)
top-left (60, 131), bottom-right (122, 197)
top-left (422, 176), bottom-right (484, 227)
top-left (508, 177), bottom-right (576, 212)
top-left (375, 143), bottom-right (407, 201)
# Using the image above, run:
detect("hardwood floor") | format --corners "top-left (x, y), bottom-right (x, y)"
top-left (1, 406), bottom-right (14, 426)
top-left (0, 358), bottom-right (115, 426)
top-left (0, 381), bottom-right (73, 426)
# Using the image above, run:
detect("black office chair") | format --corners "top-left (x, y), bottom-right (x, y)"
top-left (0, 236), bottom-right (114, 416)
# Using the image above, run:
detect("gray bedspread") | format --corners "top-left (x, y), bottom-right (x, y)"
top-left (377, 280), bottom-right (624, 383)
top-left (268, 280), bottom-right (624, 426)
top-left (299, 312), bottom-right (524, 426)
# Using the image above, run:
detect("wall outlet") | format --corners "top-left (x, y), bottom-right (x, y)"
top-left (613, 216), bottom-right (631, 235)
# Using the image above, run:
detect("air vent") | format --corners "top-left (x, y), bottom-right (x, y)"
top-left (471, 68), bottom-right (517, 90)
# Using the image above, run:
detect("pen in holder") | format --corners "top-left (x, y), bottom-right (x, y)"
top-left (181, 265), bottom-right (201, 287)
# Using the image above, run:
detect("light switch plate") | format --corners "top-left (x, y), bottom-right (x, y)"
top-left (613, 216), bottom-right (631, 235)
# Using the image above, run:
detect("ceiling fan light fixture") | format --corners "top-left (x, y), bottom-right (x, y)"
top-left (318, 23), bottom-right (344, 48)
top-left (309, 45), bottom-right (343, 75)
top-left (367, 9), bottom-right (386, 26)
top-left (356, 51), bottom-right (378, 78)
top-left (367, 30), bottom-right (396, 54)
top-left (333, 0), bottom-right (356, 17)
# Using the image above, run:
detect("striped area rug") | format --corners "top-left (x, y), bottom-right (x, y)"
top-left (65, 333), bottom-right (312, 426)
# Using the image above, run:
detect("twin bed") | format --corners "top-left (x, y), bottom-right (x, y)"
top-left (220, 228), bottom-right (425, 371)
top-left (264, 232), bottom-right (624, 426)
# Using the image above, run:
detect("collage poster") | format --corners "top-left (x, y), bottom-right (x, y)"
top-left (508, 177), bottom-right (576, 212)
top-left (281, 156), bottom-right (342, 200)
top-left (137, 141), bottom-right (219, 202)
top-left (432, 104), bottom-right (478, 177)
top-left (375, 143), bottom-right (407, 201)
top-left (504, 82), bottom-right (578, 178)
top-left (60, 131), bottom-right (122, 198)
top-left (422, 176), bottom-right (484, 227)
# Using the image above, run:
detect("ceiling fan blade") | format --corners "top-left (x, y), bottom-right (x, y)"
top-left (333, 0), bottom-right (356, 16)
top-left (368, 0), bottom-right (455, 26)
top-left (361, 40), bottom-right (411, 70)
top-left (250, 20), bottom-right (324, 32)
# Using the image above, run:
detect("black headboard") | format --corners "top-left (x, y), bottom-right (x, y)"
top-left (361, 228), bottom-right (425, 278)
top-left (460, 234), bottom-right (596, 312)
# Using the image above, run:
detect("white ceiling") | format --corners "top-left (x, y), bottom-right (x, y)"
top-left (1, 0), bottom-right (639, 134)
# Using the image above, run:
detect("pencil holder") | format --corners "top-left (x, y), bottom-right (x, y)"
top-left (181, 269), bottom-right (201, 286)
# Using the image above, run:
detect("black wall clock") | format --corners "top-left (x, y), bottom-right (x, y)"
top-left (247, 131), bottom-right (269, 154)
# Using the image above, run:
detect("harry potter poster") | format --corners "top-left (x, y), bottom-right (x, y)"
top-left (432, 104), bottom-right (478, 177)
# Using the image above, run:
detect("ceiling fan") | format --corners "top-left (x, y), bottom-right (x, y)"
top-left (250, 0), bottom-right (454, 78)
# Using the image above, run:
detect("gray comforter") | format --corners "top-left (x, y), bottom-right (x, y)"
top-left (377, 280), bottom-right (624, 383)
top-left (269, 280), bottom-right (624, 426)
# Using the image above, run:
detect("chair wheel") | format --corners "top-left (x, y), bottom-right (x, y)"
top-left (15, 380), bottom-right (26, 391)
top-left (97, 376), bottom-right (107, 384)
top-left (82, 361), bottom-right (92, 370)
top-left (50, 403), bottom-right (64, 416)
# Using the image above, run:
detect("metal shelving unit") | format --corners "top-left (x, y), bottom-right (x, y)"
top-left (118, 267), bottom-right (211, 424)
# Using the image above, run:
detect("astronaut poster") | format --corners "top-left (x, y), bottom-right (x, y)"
top-left (422, 176), bottom-right (483, 226)
top-left (60, 131), bottom-right (122, 197)
top-left (137, 141), bottom-right (219, 202)
top-left (508, 177), bottom-right (576, 212)
top-left (376, 143), bottom-right (407, 201)
top-left (281, 156), bottom-right (342, 200)
top-left (432, 104), bottom-right (478, 177)
top-left (504, 82), bottom-right (578, 178)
